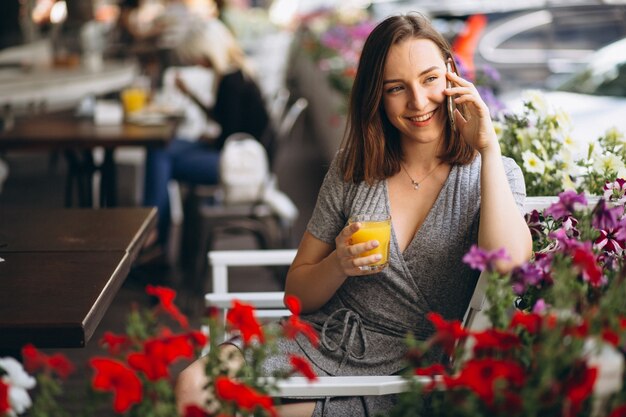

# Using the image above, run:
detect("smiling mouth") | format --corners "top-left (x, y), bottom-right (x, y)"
top-left (408, 110), bottom-right (435, 122)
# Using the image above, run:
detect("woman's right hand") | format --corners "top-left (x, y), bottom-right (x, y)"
top-left (334, 222), bottom-right (382, 276)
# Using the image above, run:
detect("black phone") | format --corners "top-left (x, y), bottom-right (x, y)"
top-left (446, 60), bottom-right (457, 133)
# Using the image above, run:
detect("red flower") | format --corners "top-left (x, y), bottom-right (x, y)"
top-left (183, 404), bottom-right (210, 417)
top-left (215, 376), bottom-right (277, 417)
top-left (415, 364), bottom-right (446, 391)
top-left (427, 312), bottom-right (467, 355)
top-left (563, 361), bottom-right (597, 416)
top-left (472, 329), bottom-right (520, 353)
top-left (146, 285), bottom-right (189, 328)
top-left (90, 358), bottom-right (143, 413)
top-left (609, 404), bottom-right (626, 417)
top-left (21, 343), bottom-right (75, 379)
top-left (0, 380), bottom-right (10, 414)
top-left (128, 333), bottom-right (203, 381)
top-left (284, 295), bottom-right (302, 315)
top-left (100, 332), bottom-right (132, 356)
top-left (563, 320), bottom-right (589, 339)
top-left (509, 311), bottom-right (542, 334)
top-left (444, 358), bottom-right (525, 407)
top-left (282, 295), bottom-right (319, 346)
top-left (572, 247), bottom-right (605, 287)
top-left (226, 300), bottom-right (264, 344)
top-left (289, 355), bottom-right (317, 381)
top-left (602, 328), bottom-right (621, 346)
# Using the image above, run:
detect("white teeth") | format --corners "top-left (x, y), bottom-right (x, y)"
top-left (409, 111), bottom-right (434, 122)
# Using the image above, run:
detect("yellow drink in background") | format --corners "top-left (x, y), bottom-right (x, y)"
top-left (349, 214), bottom-right (392, 271)
top-left (121, 88), bottom-right (148, 114)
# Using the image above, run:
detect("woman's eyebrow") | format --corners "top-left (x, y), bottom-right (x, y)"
top-left (383, 65), bottom-right (441, 84)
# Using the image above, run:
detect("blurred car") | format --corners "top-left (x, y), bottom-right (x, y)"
top-left (475, 4), bottom-right (626, 92)
top-left (499, 37), bottom-right (626, 150)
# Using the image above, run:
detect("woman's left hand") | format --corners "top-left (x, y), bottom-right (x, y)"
top-left (445, 72), bottom-right (499, 154)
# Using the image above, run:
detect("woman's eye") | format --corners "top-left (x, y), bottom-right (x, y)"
top-left (386, 85), bottom-right (403, 94)
top-left (425, 76), bottom-right (437, 83)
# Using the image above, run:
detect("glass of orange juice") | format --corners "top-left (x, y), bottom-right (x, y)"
top-left (121, 87), bottom-right (148, 114)
top-left (348, 213), bottom-right (392, 272)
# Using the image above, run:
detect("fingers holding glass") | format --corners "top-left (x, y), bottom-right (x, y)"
top-left (348, 214), bottom-right (391, 273)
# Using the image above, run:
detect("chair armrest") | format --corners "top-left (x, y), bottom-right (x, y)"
top-left (209, 249), bottom-right (297, 267)
top-left (270, 375), bottom-right (436, 397)
top-left (209, 249), bottom-right (297, 293)
top-left (205, 291), bottom-right (286, 308)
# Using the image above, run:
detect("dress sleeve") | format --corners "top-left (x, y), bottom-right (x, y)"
top-left (502, 156), bottom-right (527, 214)
top-left (306, 154), bottom-right (349, 244)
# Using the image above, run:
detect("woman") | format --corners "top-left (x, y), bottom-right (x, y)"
top-left (175, 12), bottom-right (532, 416)
top-left (143, 18), bottom-right (272, 251)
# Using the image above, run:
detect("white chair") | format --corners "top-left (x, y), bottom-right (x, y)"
top-left (204, 197), bottom-right (557, 397)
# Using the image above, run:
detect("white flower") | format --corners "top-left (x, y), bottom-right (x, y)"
top-left (522, 90), bottom-right (548, 114)
top-left (561, 171), bottom-right (577, 191)
top-left (554, 109), bottom-right (572, 132)
top-left (522, 150), bottom-right (546, 174)
top-left (0, 357), bottom-right (36, 416)
top-left (593, 152), bottom-right (625, 175)
top-left (563, 135), bottom-right (579, 152)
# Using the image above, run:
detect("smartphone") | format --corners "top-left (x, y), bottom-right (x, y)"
top-left (446, 60), bottom-right (457, 133)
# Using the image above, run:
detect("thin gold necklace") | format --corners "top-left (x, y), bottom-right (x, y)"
top-left (400, 161), bottom-right (443, 190)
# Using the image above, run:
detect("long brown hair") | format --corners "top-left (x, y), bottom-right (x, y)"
top-left (340, 12), bottom-right (475, 184)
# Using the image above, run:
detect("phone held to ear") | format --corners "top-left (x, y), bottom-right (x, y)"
top-left (446, 60), bottom-right (457, 133)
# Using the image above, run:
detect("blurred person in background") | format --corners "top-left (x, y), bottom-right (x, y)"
top-left (142, 18), bottom-right (273, 258)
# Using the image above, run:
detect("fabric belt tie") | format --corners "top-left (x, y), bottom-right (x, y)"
top-left (320, 308), bottom-right (368, 373)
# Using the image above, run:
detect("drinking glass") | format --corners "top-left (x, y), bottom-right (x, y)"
top-left (348, 213), bottom-right (392, 272)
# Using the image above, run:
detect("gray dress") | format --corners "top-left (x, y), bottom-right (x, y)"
top-left (260, 153), bottom-right (526, 416)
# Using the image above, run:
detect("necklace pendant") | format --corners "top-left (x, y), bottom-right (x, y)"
top-left (412, 181), bottom-right (420, 190)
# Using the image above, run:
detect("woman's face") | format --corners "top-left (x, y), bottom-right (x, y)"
top-left (381, 38), bottom-right (448, 146)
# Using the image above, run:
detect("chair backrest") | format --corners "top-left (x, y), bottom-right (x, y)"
top-left (268, 88), bottom-right (290, 131)
top-left (276, 97), bottom-right (308, 145)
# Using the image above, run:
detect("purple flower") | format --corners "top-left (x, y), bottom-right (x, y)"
top-left (544, 190), bottom-right (588, 219)
top-left (549, 228), bottom-right (584, 253)
top-left (477, 86), bottom-right (505, 118)
top-left (462, 245), bottom-right (510, 272)
top-left (510, 262), bottom-right (544, 296)
top-left (532, 299), bottom-right (548, 314)
top-left (591, 199), bottom-right (624, 231)
top-left (562, 215), bottom-right (580, 238)
top-left (481, 64), bottom-right (501, 83)
top-left (603, 178), bottom-right (626, 203)
top-left (594, 229), bottom-right (624, 254)
top-left (525, 210), bottom-right (544, 239)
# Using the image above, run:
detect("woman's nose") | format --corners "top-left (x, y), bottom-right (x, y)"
top-left (408, 87), bottom-right (428, 111)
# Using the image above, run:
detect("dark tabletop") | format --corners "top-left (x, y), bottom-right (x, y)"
top-left (0, 110), bottom-right (177, 150)
top-left (0, 207), bottom-right (157, 349)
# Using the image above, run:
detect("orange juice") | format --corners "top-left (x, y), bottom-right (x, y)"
top-left (349, 214), bottom-right (391, 271)
top-left (121, 88), bottom-right (148, 114)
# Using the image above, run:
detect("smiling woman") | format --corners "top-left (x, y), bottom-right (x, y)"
top-left (175, 12), bottom-right (532, 417)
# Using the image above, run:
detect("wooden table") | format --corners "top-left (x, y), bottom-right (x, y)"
top-left (0, 111), bottom-right (178, 207)
top-left (0, 207), bottom-right (157, 350)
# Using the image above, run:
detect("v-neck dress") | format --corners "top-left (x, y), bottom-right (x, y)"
top-left (259, 153), bottom-right (526, 416)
